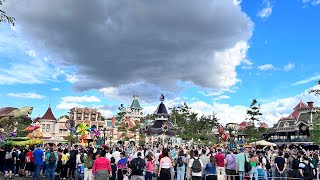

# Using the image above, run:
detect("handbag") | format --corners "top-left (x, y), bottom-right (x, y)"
top-left (244, 154), bottom-right (252, 173)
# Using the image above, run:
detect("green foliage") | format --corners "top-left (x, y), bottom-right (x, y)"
top-left (65, 131), bottom-right (77, 144)
top-left (247, 99), bottom-right (262, 127)
top-left (309, 80), bottom-right (320, 96)
top-left (311, 115), bottom-right (320, 145)
top-left (59, 115), bottom-right (70, 119)
top-left (0, 0), bottom-right (15, 26)
top-left (0, 116), bottom-right (32, 137)
top-left (243, 126), bottom-right (266, 143)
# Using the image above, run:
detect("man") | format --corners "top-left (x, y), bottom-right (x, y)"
top-left (45, 147), bottom-right (58, 180)
top-left (104, 146), bottom-right (112, 160)
top-left (274, 151), bottom-right (286, 180)
top-left (129, 152), bottom-right (146, 180)
top-left (226, 149), bottom-right (236, 180)
top-left (199, 149), bottom-right (209, 179)
top-left (112, 147), bottom-right (121, 164)
top-left (299, 155), bottom-right (315, 180)
top-left (236, 148), bottom-right (247, 180)
top-left (188, 150), bottom-right (204, 180)
top-left (33, 144), bottom-right (44, 180)
top-left (69, 145), bottom-right (79, 179)
top-left (215, 149), bottom-right (226, 180)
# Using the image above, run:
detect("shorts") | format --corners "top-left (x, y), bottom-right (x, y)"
top-left (226, 169), bottom-right (236, 175)
top-left (25, 163), bottom-right (35, 172)
top-left (4, 159), bottom-right (14, 171)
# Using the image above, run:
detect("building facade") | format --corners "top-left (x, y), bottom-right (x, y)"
top-left (69, 107), bottom-right (105, 129)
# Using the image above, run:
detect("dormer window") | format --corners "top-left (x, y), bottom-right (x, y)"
top-left (284, 122), bottom-right (289, 127)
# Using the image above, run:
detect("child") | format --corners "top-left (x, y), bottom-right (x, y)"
top-left (110, 157), bottom-right (117, 180)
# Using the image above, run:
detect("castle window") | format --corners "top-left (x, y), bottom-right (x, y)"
top-left (46, 124), bottom-right (50, 132)
top-left (42, 124), bottom-right (45, 132)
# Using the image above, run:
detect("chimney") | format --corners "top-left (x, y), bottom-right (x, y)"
top-left (307, 101), bottom-right (314, 109)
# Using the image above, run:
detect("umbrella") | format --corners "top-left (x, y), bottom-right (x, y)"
top-left (250, 140), bottom-right (276, 146)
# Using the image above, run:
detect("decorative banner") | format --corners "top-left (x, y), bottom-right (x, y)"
top-left (77, 123), bottom-right (89, 139)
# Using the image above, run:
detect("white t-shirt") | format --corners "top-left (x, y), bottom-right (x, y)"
top-left (188, 157), bottom-right (204, 177)
top-left (154, 153), bottom-right (161, 165)
top-left (106, 152), bottom-right (112, 160)
top-left (112, 151), bottom-right (121, 164)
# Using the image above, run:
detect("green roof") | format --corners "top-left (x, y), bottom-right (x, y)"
top-left (130, 97), bottom-right (142, 109)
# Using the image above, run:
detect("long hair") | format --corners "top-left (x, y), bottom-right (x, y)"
top-left (210, 155), bottom-right (216, 167)
top-left (190, 150), bottom-right (195, 159)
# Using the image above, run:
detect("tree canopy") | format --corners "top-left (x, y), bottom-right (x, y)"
top-left (0, 0), bottom-right (15, 26)
top-left (246, 99), bottom-right (262, 127)
top-left (309, 80), bottom-right (320, 96)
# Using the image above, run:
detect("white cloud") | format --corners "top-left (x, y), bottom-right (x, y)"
top-left (292, 74), bottom-right (320, 86)
top-left (56, 95), bottom-right (101, 110)
top-left (233, 0), bottom-right (242, 6)
top-left (51, 88), bottom-right (60, 91)
top-left (258, 64), bottom-right (277, 71)
top-left (257, 1), bottom-right (273, 19)
top-left (213, 95), bottom-right (230, 101)
top-left (302, 0), bottom-right (320, 6)
top-left (283, 63), bottom-right (295, 71)
top-left (7, 92), bottom-right (46, 99)
top-left (241, 59), bottom-right (253, 70)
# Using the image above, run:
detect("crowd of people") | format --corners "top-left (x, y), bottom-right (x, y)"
top-left (0, 142), bottom-right (319, 180)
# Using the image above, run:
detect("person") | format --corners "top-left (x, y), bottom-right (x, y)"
top-left (176, 150), bottom-right (187, 180)
top-left (112, 148), bottom-right (121, 164)
top-left (290, 154), bottom-right (301, 179)
top-left (4, 147), bottom-right (15, 179)
top-left (205, 155), bottom-right (217, 180)
top-left (299, 155), bottom-right (315, 180)
top-left (25, 147), bottom-right (35, 179)
top-left (188, 150), bottom-right (204, 180)
top-left (158, 150), bottom-right (172, 180)
top-left (130, 152), bottom-right (146, 180)
top-left (60, 148), bottom-right (70, 179)
top-left (19, 148), bottom-right (26, 177)
top-left (69, 145), bottom-right (79, 179)
top-left (236, 148), bottom-right (247, 180)
top-left (199, 149), bottom-right (209, 179)
top-left (33, 144), bottom-right (44, 180)
top-left (145, 154), bottom-right (155, 180)
top-left (110, 157), bottom-right (117, 180)
top-left (45, 147), bottom-right (58, 180)
top-left (186, 150), bottom-right (195, 180)
top-left (226, 149), bottom-right (236, 180)
top-left (214, 149), bottom-right (226, 180)
top-left (117, 152), bottom-right (127, 180)
top-left (92, 150), bottom-right (112, 180)
top-left (55, 148), bottom-right (62, 179)
top-left (274, 152), bottom-right (286, 180)
top-left (248, 153), bottom-right (258, 180)
top-left (256, 162), bottom-right (267, 180)
top-left (83, 148), bottom-right (94, 180)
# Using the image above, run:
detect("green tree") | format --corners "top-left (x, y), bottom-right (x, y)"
top-left (310, 116), bottom-right (320, 144)
top-left (0, 0), bottom-right (15, 26)
top-left (247, 99), bottom-right (262, 127)
top-left (65, 131), bottom-right (77, 144)
top-left (309, 80), bottom-right (320, 96)
top-left (244, 126), bottom-right (266, 143)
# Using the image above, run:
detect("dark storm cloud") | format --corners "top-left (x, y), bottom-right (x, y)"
top-left (7, 0), bottom-right (253, 93)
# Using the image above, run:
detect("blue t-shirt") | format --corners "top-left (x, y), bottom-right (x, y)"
top-left (33, 148), bottom-right (44, 165)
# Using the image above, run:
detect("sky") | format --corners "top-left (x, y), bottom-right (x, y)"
top-left (1, 0), bottom-right (320, 126)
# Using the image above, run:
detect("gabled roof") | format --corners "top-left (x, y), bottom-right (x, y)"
top-left (41, 105), bottom-right (57, 120)
top-left (154, 102), bottom-right (168, 117)
top-left (130, 96), bottom-right (142, 110)
top-left (294, 101), bottom-right (309, 110)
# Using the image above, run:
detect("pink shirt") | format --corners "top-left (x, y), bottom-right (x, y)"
top-left (92, 157), bottom-right (112, 173)
top-left (146, 161), bottom-right (155, 173)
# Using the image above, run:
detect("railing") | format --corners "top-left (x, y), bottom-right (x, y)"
top-left (268, 138), bottom-right (311, 142)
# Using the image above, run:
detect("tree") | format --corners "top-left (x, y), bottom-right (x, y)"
top-left (58, 115), bottom-right (70, 119)
top-left (243, 126), bottom-right (266, 143)
top-left (247, 99), bottom-right (262, 127)
top-left (65, 131), bottom-right (77, 144)
top-left (309, 80), bottom-right (320, 96)
top-left (0, 0), bottom-right (15, 26)
top-left (310, 115), bottom-right (320, 145)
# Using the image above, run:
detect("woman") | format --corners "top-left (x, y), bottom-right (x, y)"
top-left (205, 155), bottom-right (217, 180)
top-left (176, 150), bottom-right (187, 180)
top-left (60, 148), bottom-right (70, 179)
top-left (117, 152), bottom-right (127, 180)
top-left (158, 150), bottom-right (172, 180)
top-left (83, 148), bottom-right (94, 180)
top-left (4, 147), bottom-right (15, 179)
top-left (249, 153), bottom-right (258, 180)
top-left (92, 150), bottom-right (112, 180)
top-left (145, 155), bottom-right (155, 180)
top-left (186, 150), bottom-right (194, 180)
top-left (110, 157), bottom-right (117, 180)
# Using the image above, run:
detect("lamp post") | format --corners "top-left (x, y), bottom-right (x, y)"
top-left (109, 131), bottom-right (113, 147)
top-left (102, 127), bottom-right (107, 145)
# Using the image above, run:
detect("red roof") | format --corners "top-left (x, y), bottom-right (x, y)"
top-left (239, 121), bottom-right (248, 126)
top-left (294, 101), bottom-right (308, 110)
top-left (260, 122), bottom-right (268, 128)
top-left (41, 106), bottom-right (56, 120)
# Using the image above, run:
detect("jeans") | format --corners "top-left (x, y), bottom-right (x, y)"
top-left (177, 165), bottom-right (186, 180)
top-left (33, 165), bottom-right (43, 180)
top-left (145, 171), bottom-right (153, 180)
top-left (249, 166), bottom-right (258, 180)
top-left (46, 164), bottom-right (57, 180)
top-left (275, 170), bottom-right (286, 180)
top-left (238, 171), bottom-right (245, 180)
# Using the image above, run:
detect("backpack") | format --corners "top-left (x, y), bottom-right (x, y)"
top-left (244, 154), bottom-right (252, 173)
top-left (132, 158), bottom-right (144, 176)
top-left (191, 158), bottom-right (202, 173)
top-left (5, 151), bottom-right (12, 160)
top-left (265, 158), bottom-right (271, 170)
top-left (86, 157), bottom-right (94, 169)
top-left (292, 158), bottom-right (300, 169)
top-left (177, 156), bottom-right (184, 167)
top-left (61, 154), bottom-right (69, 165)
top-left (49, 152), bottom-right (57, 164)
top-left (303, 162), bottom-right (314, 180)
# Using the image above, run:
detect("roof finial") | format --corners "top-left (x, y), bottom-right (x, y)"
top-left (159, 94), bottom-right (165, 102)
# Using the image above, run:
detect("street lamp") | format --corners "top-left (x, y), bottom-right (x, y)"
top-left (109, 131), bottom-right (113, 147)
top-left (101, 127), bottom-right (107, 145)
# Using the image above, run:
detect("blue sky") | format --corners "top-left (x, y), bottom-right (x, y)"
top-left (1, 0), bottom-right (320, 126)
